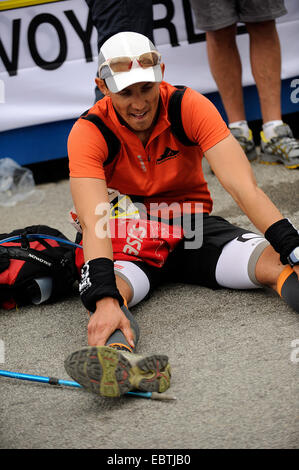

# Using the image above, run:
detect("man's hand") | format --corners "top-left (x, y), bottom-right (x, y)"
top-left (87, 297), bottom-right (135, 348)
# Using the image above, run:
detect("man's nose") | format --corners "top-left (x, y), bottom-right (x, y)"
top-left (131, 93), bottom-right (147, 110)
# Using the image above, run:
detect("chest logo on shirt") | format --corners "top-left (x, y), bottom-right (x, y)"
top-left (156, 147), bottom-right (180, 164)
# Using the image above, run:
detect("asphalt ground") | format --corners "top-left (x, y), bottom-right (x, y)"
top-left (0, 154), bottom-right (298, 450)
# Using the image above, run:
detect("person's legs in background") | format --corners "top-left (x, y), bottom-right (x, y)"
top-left (246, 20), bottom-right (282, 124)
top-left (190, 0), bottom-right (257, 160)
top-left (190, 0), bottom-right (299, 167)
top-left (205, 24), bottom-right (257, 161)
top-left (245, 19), bottom-right (299, 168)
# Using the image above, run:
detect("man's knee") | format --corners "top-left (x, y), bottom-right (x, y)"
top-left (245, 19), bottom-right (277, 37)
top-left (206, 24), bottom-right (237, 45)
top-left (114, 261), bottom-right (150, 307)
top-left (251, 242), bottom-right (299, 314)
top-left (215, 234), bottom-right (269, 289)
top-left (255, 244), bottom-right (285, 289)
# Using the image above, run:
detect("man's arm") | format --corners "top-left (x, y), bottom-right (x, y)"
top-left (70, 177), bottom-right (135, 347)
top-left (205, 133), bottom-right (299, 279)
top-left (70, 177), bottom-right (112, 260)
top-left (205, 133), bottom-right (283, 233)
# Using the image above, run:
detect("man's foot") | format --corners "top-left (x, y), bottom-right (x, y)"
top-left (259, 123), bottom-right (299, 169)
top-left (64, 346), bottom-right (171, 397)
top-left (230, 127), bottom-right (257, 161)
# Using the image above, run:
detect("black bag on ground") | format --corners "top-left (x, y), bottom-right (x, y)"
top-left (0, 225), bottom-right (79, 310)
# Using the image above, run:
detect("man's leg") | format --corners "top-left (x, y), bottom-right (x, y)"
top-left (86, 0), bottom-right (154, 51)
top-left (255, 245), bottom-right (299, 313)
top-left (254, 245), bottom-right (283, 290)
top-left (64, 261), bottom-right (171, 397)
top-left (103, 265), bottom-right (147, 351)
top-left (246, 20), bottom-right (281, 123)
top-left (104, 274), bottom-right (137, 350)
top-left (245, 19), bottom-right (299, 168)
top-left (205, 25), bottom-right (256, 160)
top-left (167, 214), bottom-right (299, 315)
top-left (215, 236), bottom-right (299, 314)
top-left (206, 25), bottom-right (244, 124)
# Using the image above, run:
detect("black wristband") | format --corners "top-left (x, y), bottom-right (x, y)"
top-left (264, 218), bottom-right (299, 264)
top-left (79, 257), bottom-right (123, 313)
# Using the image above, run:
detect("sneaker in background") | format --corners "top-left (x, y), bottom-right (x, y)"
top-left (260, 123), bottom-right (299, 169)
top-left (230, 127), bottom-right (257, 162)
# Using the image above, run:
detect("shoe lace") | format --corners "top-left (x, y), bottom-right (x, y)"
top-left (268, 125), bottom-right (299, 156)
top-left (274, 135), bottom-right (299, 153)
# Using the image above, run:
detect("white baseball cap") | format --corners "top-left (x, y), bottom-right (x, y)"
top-left (98, 32), bottom-right (163, 93)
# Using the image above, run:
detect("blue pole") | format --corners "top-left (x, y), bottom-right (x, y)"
top-left (0, 369), bottom-right (153, 398)
top-left (0, 369), bottom-right (82, 388)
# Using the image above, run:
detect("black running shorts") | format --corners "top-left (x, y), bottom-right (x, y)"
top-left (133, 214), bottom-right (253, 291)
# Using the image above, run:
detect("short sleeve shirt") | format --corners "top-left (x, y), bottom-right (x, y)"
top-left (68, 81), bottom-right (230, 214)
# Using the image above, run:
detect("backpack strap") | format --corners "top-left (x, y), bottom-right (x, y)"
top-left (0, 229), bottom-right (76, 274)
top-left (168, 86), bottom-right (197, 147)
top-left (0, 244), bottom-right (63, 272)
top-left (80, 111), bottom-right (121, 167)
top-left (79, 86), bottom-right (196, 166)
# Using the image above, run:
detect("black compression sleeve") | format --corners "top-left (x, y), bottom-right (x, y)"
top-left (264, 219), bottom-right (299, 264)
top-left (79, 257), bottom-right (123, 313)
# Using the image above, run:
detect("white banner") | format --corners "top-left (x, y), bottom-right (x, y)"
top-left (0, 0), bottom-right (298, 132)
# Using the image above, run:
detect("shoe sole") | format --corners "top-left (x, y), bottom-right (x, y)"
top-left (259, 152), bottom-right (299, 169)
top-left (64, 346), bottom-right (171, 397)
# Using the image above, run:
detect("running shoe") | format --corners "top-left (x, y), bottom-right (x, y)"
top-left (230, 127), bottom-right (257, 161)
top-left (64, 346), bottom-right (171, 397)
top-left (260, 123), bottom-right (299, 169)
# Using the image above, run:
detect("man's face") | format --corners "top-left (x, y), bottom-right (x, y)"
top-left (109, 81), bottom-right (161, 133)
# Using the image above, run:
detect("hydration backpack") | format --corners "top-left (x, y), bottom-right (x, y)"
top-left (0, 225), bottom-right (79, 310)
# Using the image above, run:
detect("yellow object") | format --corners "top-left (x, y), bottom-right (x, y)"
top-left (0, 0), bottom-right (65, 11)
top-left (110, 195), bottom-right (140, 219)
top-left (260, 130), bottom-right (268, 143)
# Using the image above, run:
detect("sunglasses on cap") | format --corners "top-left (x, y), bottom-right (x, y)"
top-left (99, 51), bottom-right (162, 79)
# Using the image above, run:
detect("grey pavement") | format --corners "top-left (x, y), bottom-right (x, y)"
top-left (0, 157), bottom-right (298, 449)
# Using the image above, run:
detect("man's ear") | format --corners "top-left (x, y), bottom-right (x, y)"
top-left (95, 77), bottom-right (110, 96)
top-left (161, 63), bottom-right (165, 78)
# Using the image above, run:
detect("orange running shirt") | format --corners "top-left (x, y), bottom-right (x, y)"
top-left (68, 81), bottom-right (230, 214)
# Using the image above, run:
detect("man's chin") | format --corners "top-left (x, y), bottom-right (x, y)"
top-left (127, 117), bottom-right (153, 132)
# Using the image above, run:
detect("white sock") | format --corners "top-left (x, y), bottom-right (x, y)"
top-left (229, 120), bottom-right (250, 139)
top-left (262, 120), bottom-right (283, 140)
